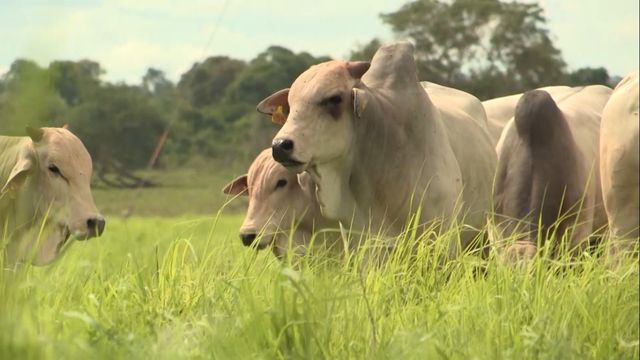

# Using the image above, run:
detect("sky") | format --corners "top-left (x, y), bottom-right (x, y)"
top-left (0, 0), bottom-right (638, 84)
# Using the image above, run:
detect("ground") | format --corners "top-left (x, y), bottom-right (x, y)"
top-left (0, 169), bottom-right (638, 359)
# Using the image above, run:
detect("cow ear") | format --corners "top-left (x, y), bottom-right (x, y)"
top-left (222, 175), bottom-right (248, 196)
top-left (1, 154), bottom-right (33, 195)
top-left (346, 61), bottom-right (370, 80)
top-left (352, 88), bottom-right (370, 119)
top-left (26, 126), bottom-right (44, 143)
top-left (257, 88), bottom-right (290, 125)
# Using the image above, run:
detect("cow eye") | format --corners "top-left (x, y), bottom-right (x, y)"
top-left (321, 95), bottom-right (342, 106)
top-left (48, 164), bottom-right (61, 175)
top-left (275, 179), bottom-right (288, 190)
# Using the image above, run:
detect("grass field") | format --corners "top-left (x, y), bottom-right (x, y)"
top-left (1, 206), bottom-right (638, 359)
top-left (91, 164), bottom-right (248, 217)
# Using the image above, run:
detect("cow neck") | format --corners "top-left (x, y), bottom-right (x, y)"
top-left (309, 151), bottom-right (361, 228)
top-left (349, 84), bottom-right (451, 233)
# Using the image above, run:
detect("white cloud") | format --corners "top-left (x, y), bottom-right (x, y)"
top-left (100, 40), bottom-right (203, 83)
top-left (1, 0), bottom-right (637, 83)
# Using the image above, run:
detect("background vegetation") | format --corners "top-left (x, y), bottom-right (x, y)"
top-left (0, 0), bottom-right (617, 206)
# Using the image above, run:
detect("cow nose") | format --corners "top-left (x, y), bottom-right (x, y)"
top-left (240, 233), bottom-right (257, 247)
top-left (87, 216), bottom-right (106, 237)
top-left (272, 138), bottom-right (294, 163)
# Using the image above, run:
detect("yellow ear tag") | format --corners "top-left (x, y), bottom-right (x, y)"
top-left (271, 105), bottom-right (287, 125)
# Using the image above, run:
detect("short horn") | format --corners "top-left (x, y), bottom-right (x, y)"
top-left (25, 126), bottom-right (44, 142)
top-left (346, 61), bottom-right (370, 79)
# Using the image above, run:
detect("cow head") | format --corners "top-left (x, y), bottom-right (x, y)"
top-left (1, 126), bottom-right (105, 265)
top-left (223, 149), bottom-right (317, 255)
top-left (258, 60), bottom-right (371, 173)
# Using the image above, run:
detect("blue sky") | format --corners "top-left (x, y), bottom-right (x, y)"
top-left (1, 0), bottom-right (638, 84)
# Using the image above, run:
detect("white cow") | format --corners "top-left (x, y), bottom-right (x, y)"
top-left (492, 86), bottom-right (612, 260)
top-left (257, 42), bottom-right (497, 258)
top-left (223, 149), bottom-right (340, 260)
top-left (421, 81), bottom-right (491, 134)
top-left (1, 127), bottom-right (105, 266)
top-left (599, 71), bottom-right (639, 258)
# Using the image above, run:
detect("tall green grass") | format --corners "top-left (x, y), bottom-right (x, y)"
top-left (1, 213), bottom-right (638, 359)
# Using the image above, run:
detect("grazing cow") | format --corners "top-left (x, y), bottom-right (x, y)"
top-left (483, 86), bottom-right (578, 147)
top-left (493, 86), bottom-right (612, 259)
top-left (599, 71), bottom-right (639, 257)
top-left (223, 149), bottom-right (340, 260)
top-left (0, 127), bottom-right (105, 266)
top-left (257, 42), bottom-right (496, 258)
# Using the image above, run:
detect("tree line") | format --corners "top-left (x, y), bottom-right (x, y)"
top-left (0, 0), bottom-right (615, 187)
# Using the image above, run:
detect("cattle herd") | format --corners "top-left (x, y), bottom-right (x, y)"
top-left (1, 42), bottom-right (638, 266)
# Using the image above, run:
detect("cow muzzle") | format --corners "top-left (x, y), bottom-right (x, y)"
top-left (239, 232), bottom-right (269, 250)
top-left (240, 232), bottom-right (257, 246)
top-left (272, 138), bottom-right (305, 168)
top-left (76, 215), bottom-right (106, 240)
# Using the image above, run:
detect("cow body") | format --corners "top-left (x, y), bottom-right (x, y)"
top-left (599, 71), bottom-right (639, 256)
top-left (421, 81), bottom-right (490, 133)
top-left (493, 86), bottom-right (612, 259)
top-left (0, 127), bottom-right (104, 266)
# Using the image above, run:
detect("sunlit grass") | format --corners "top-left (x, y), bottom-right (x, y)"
top-left (0, 211), bottom-right (637, 359)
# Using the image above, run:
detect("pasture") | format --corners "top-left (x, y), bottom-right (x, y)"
top-left (1, 175), bottom-right (638, 359)
top-left (1, 1), bottom-right (638, 359)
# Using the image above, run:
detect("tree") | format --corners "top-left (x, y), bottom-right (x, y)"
top-left (0, 59), bottom-right (67, 134)
top-left (380, 0), bottom-right (566, 99)
top-left (67, 84), bottom-right (168, 187)
top-left (143, 68), bottom-right (175, 97)
top-left (49, 60), bottom-right (102, 106)
top-left (566, 67), bottom-right (610, 87)
top-left (224, 46), bottom-right (331, 105)
top-left (177, 56), bottom-right (246, 108)
top-left (349, 39), bottom-right (383, 62)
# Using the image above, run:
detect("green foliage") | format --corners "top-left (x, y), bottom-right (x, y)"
top-left (49, 60), bottom-right (102, 106)
top-left (567, 67), bottom-right (611, 87)
top-left (349, 38), bottom-right (383, 62)
top-left (0, 0), bottom-right (621, 186)
top-left (224, 46), bottom-right (330, 105)
top-left (380, 0), bottom-right (567, 99)
top-left (0, 215), bottom-right (637, 359)
top-left (178, 56), bottom-right (246, 108)
top-left (0, 60), bottom-right (68, 134)
top-left (66, 83), bottom-right (168, 185)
